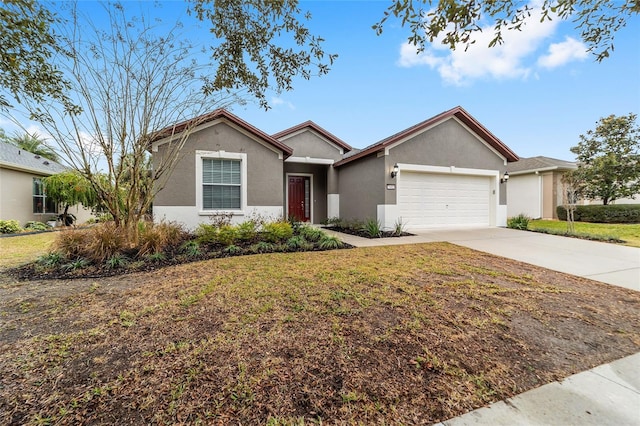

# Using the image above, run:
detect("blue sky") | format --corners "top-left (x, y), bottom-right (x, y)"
top-left (3, 1), bottom-right (639, 162)
top-left (236, 1), bottom-right (640, 161)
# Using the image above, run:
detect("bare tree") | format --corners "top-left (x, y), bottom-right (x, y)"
top-left (18, 3), bottom-right (239, 241)
top-left (561, 171), bottom-right (584, 233)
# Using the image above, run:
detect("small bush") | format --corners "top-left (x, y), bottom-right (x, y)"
top-left (286, 236), bottom-right (313, 251)
top-left (557, 204), bottom-right (640, 223)
top-left (361, 218), bottom-right (382, 238)
top-left (0, 219), bottom-right (22, 234)
top-left (138, 221), bottom-right (185, 256)
top-left (86, 222), bottom-right (129, 263)
top-left (250, 241), bottom-right (276, 253)
top-left (216, 224), bottom-right (239, 246)
top-left (37, 252), bottom-right (64, 267)
top-left (393, 217), bottom-right (407, 236)
top-left (262, 221), bottom-right (293, 243)
top-left (223, 245), bottom-right (243, 255)
top-left (318, 235), bottom-right (343, 250)
top-left (298, 225), bottom-right (325, 242)
top-left (181, 240), bottom-right (201, 257)
top-left (24, 221), bottom-right (50, 232)
top-left (106, 254), bottom-right (129, 269)
top-left (54, 228), bottom-right (90, 259)
top-left (62, 258), bottom-right (90, 271)
top-left (507, 214), bottom-right (530, 230)
top-left (146, 252), bottom-right (167, 263)
top-left (236, 220), bottom-right (259, 242)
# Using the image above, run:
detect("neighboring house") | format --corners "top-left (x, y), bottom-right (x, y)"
top-left (0, 141), bottom-right (93, 225)
top-left (151, 106), bottom-right (519, 230)
top-left (506, 156), bottom-right (577, 219)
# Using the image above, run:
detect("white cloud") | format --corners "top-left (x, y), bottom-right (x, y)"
top-left (271, 97), bottom-right (295, 110)
top-left (397, 3), bottom-right (586, 85)
top-left (537, 37), bottom-right (588, 68)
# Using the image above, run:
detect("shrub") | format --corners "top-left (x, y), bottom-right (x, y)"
top-left (298, 225), bottom-right (325, 242)
top-left (236, 220), bottom-right (259, 242)
top-left (138, 221), bottom-right (185, 256)
top-left (557, 204), bottom-right (640, 223)
top-left (86, 222), bottom-right (129, 263)
top-left (393, 217), bottom-right (407, 236)
top-left (361, 218), bottom-right (382, 238)
top-left (54, 228), bottom-right (91, 259)
top-left (146, 252), bottom-right (167, 263)
top-left (0, 219), bottom-right (22, 234)
top-left (507, 214), bottom-right (530, 230)
top-left (181, 240), bottom-right (201, 257)
top-left (196, 223), bottom-right (239, 246)
top-left (106, 254), bottom-right (129, 269)
top-left (250, 241), bottom-right (276, 253)
top-left (24, 221), bottom-right (50, 231)
top-left (37, 252), bottom-right (64, 267)
top-left (262, 221), bottom-right (293, 243)
top-left (318, 235), bottom-right (344, 249)
top-left (62, 258), bottom-right (90, 271)
top-left (286, 235), bottom-right (313, 251)
top-left (223, 245), bottom-right (243, 255)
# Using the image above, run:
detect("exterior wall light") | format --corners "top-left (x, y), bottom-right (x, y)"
top-left (391, 164), bottom-right (399, 178)
top-left (501, 171), bottom-right (509, 183)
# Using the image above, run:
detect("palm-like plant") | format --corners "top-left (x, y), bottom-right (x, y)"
top-left (8, 131), bottom-right (59, 161)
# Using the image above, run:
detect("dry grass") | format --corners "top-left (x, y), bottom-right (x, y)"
top-left (0, 232), bottom-right (56, 269)
top-left (1, 243), bottom-right (639, 425)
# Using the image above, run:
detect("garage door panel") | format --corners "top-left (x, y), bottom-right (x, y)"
top-left (398, 172), bottom-right (490, 228)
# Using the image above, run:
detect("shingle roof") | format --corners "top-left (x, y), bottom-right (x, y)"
top-left (334, 106), bottom-right (519, 167)
top-left (507, 156), bottom-right (576, 174)
top-left (0, 140), bottom-right (67, 175)
top-left (272, 121), bottom-right (353, 153)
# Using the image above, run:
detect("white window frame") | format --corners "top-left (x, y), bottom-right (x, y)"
top-left (196, 150), bottom-right (247, 216)
top-left (32, 177), bottom-right (57, 215)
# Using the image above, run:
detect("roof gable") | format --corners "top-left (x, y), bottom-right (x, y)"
top-left (150, 109), bottom-right (293, 158)
top-left (0, 141), bottom-right (67, 175)
top-left (273, 121), bottom-right (352, 153)
top-left (335, 106), bottom-right (519, 167)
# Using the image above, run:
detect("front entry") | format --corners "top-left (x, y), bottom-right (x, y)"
top-left (288, 175), bottom-right (311, 222)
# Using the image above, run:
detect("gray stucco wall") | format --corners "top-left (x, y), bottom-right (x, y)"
top-left (154, 122), bottom-right (284, 207)
top-left (279, 130), bottom-right (344, 161)
top-left (283, 163), bottom-right (328, 223)
top-left (387, 118), bottom-right (508, 205)
top-left (338, 154), bottom-right (385, 220)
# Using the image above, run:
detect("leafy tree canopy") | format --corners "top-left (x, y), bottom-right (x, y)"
top-left (570, 113), bottom-right (640, 205)
top-left (373, 0), bottom-right (639, 61)
top-left (0, 0), bottom-right (73, 110)
top-left (189, 0), bottom-right (337, 108)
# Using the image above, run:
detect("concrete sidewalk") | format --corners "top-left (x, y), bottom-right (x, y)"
top-left (324, 226), bottom-right (640, 425)
top-left (435, 352), bottom-right (640, 426)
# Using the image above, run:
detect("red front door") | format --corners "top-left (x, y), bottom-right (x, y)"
top-left (288, 176), bottom-right (311, 222)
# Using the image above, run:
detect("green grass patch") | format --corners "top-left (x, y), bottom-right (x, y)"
top-left (529, 220), bottom-right (640, 247)
top-left (0, 232), bottom-right (56, 269)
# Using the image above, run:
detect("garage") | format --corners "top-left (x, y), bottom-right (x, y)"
top-left (398, 172), bottom-right (492, 228)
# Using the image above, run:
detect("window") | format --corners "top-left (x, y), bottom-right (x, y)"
top-left (33, 178), bottom-right (57, 214)
top-left (202, 158), bottom-right (241, 209)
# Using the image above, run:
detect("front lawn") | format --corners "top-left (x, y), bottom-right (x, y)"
top-left (0, 232), bottom-right (56, 269)
top-left (529, 219), bottom-right (640, 248)
top-left (1, 243), bottom-right (639, 424)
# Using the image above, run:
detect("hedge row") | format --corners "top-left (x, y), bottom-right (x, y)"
top-left (557, 204), bottom-right (640, 224)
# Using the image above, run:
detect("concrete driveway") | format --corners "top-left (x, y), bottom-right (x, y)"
top-left (413, 227), bottom-right (640, 291)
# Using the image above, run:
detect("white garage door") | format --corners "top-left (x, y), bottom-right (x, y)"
top-left (398, 172), bottom-right (491, 228)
